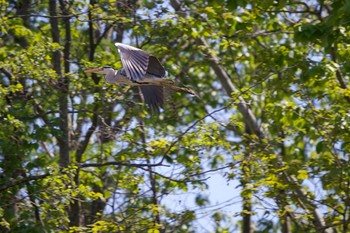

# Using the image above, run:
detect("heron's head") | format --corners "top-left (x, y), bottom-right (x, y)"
top-left (84, 66), bottom-right (114, 75)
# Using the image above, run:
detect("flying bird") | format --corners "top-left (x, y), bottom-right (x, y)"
top-left (84, 43), bottom-right (196, 112)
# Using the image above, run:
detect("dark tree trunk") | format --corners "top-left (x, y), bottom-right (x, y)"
top-left (242, 148), bottom-right (252, 233)
top-left (48, 0), bottom-right (70, 168)
top-left (49, 0), bottom-right (80, 227)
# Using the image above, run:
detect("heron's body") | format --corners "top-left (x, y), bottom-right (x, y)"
top-left (84, 43), bottom-right (195, 112)
top-left (105, 68), bottom-right (174, 86)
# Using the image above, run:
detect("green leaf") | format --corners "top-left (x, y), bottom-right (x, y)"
top-left (316, 141), bottom-right (324, 154)
top-left (297, 170), bottom-right (309, 180)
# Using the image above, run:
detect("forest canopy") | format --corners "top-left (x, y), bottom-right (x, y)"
top-left (1, 0), bottom-right (350, 232)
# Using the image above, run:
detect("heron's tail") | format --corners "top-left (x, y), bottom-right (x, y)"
top-left (164, 84), bottom-right (198, 97)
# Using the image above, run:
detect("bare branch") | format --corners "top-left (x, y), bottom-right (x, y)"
top-left (8, 12), bottom-right (88, 19)
top-left (139, 167), bottom-right (209, 183)
top-left (0, 174), bottom-right (49, 192)
top-left (79, 161), bottom-right (169, 169)
top-left (0, 68), bottom-right (13, 79)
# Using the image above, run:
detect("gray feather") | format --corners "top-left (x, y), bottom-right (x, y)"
top-left (115, 43), bottom-right (166, 80)
top-left (140, 86), bottom-right (164, 112)
top-left (147, 56), bottom-right (166, 77)
top-left (115, 43), bottom-right (149, 81)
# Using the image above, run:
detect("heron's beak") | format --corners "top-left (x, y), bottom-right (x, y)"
top-left (84, 67), bottom-right (102, 73)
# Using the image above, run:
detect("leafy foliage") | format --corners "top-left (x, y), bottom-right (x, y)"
top-left (1, 0), bottom-right (350, 232)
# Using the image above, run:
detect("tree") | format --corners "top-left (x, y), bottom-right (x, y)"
top-left (1, 0), bottom-right (350, 232)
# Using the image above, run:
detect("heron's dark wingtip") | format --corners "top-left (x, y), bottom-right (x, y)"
top-left (140, 86), bottom-right (164, 113)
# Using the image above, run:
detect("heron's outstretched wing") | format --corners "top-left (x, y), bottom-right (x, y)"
top-left (115, 43), bottom-right (165, 81)
top-left (139, 86), bottom-right (164, 112)
top-left (147, 56), bottom-right (166, 77)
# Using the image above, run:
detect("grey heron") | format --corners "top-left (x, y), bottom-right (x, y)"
top-left (84, 43), bottom-right (195, 112)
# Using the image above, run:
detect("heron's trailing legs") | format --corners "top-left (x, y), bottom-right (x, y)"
top-left (163, 84), bottom-right (198, 96)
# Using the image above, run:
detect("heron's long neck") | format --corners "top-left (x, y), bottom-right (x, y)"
top-left (105, 68), bottom-right (132, 85)
top-left (104, 69), bottom-right (118, 84)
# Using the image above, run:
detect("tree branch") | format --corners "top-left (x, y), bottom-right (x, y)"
top-left (0, 174), bottom-right (50, 192)
top-left (0, 161), bottom-right (169, 193)
top-left (79, 161), bottom-right (169, 169)
top-left (138, 167), bottom-right (209, 183)
top-left (195, 38), bottom-right (265, 138)
top-left (0, 68), bottom-right (13, 79)
top-left (329, 46), bottom-right (350, 103)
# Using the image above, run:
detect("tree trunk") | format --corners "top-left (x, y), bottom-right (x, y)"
top-left (242, 151), bottom-right (252, 233)
top-left (48, 0), bottom-right (70, 168)
top-left (49, 0), bottom-right (80, 227)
